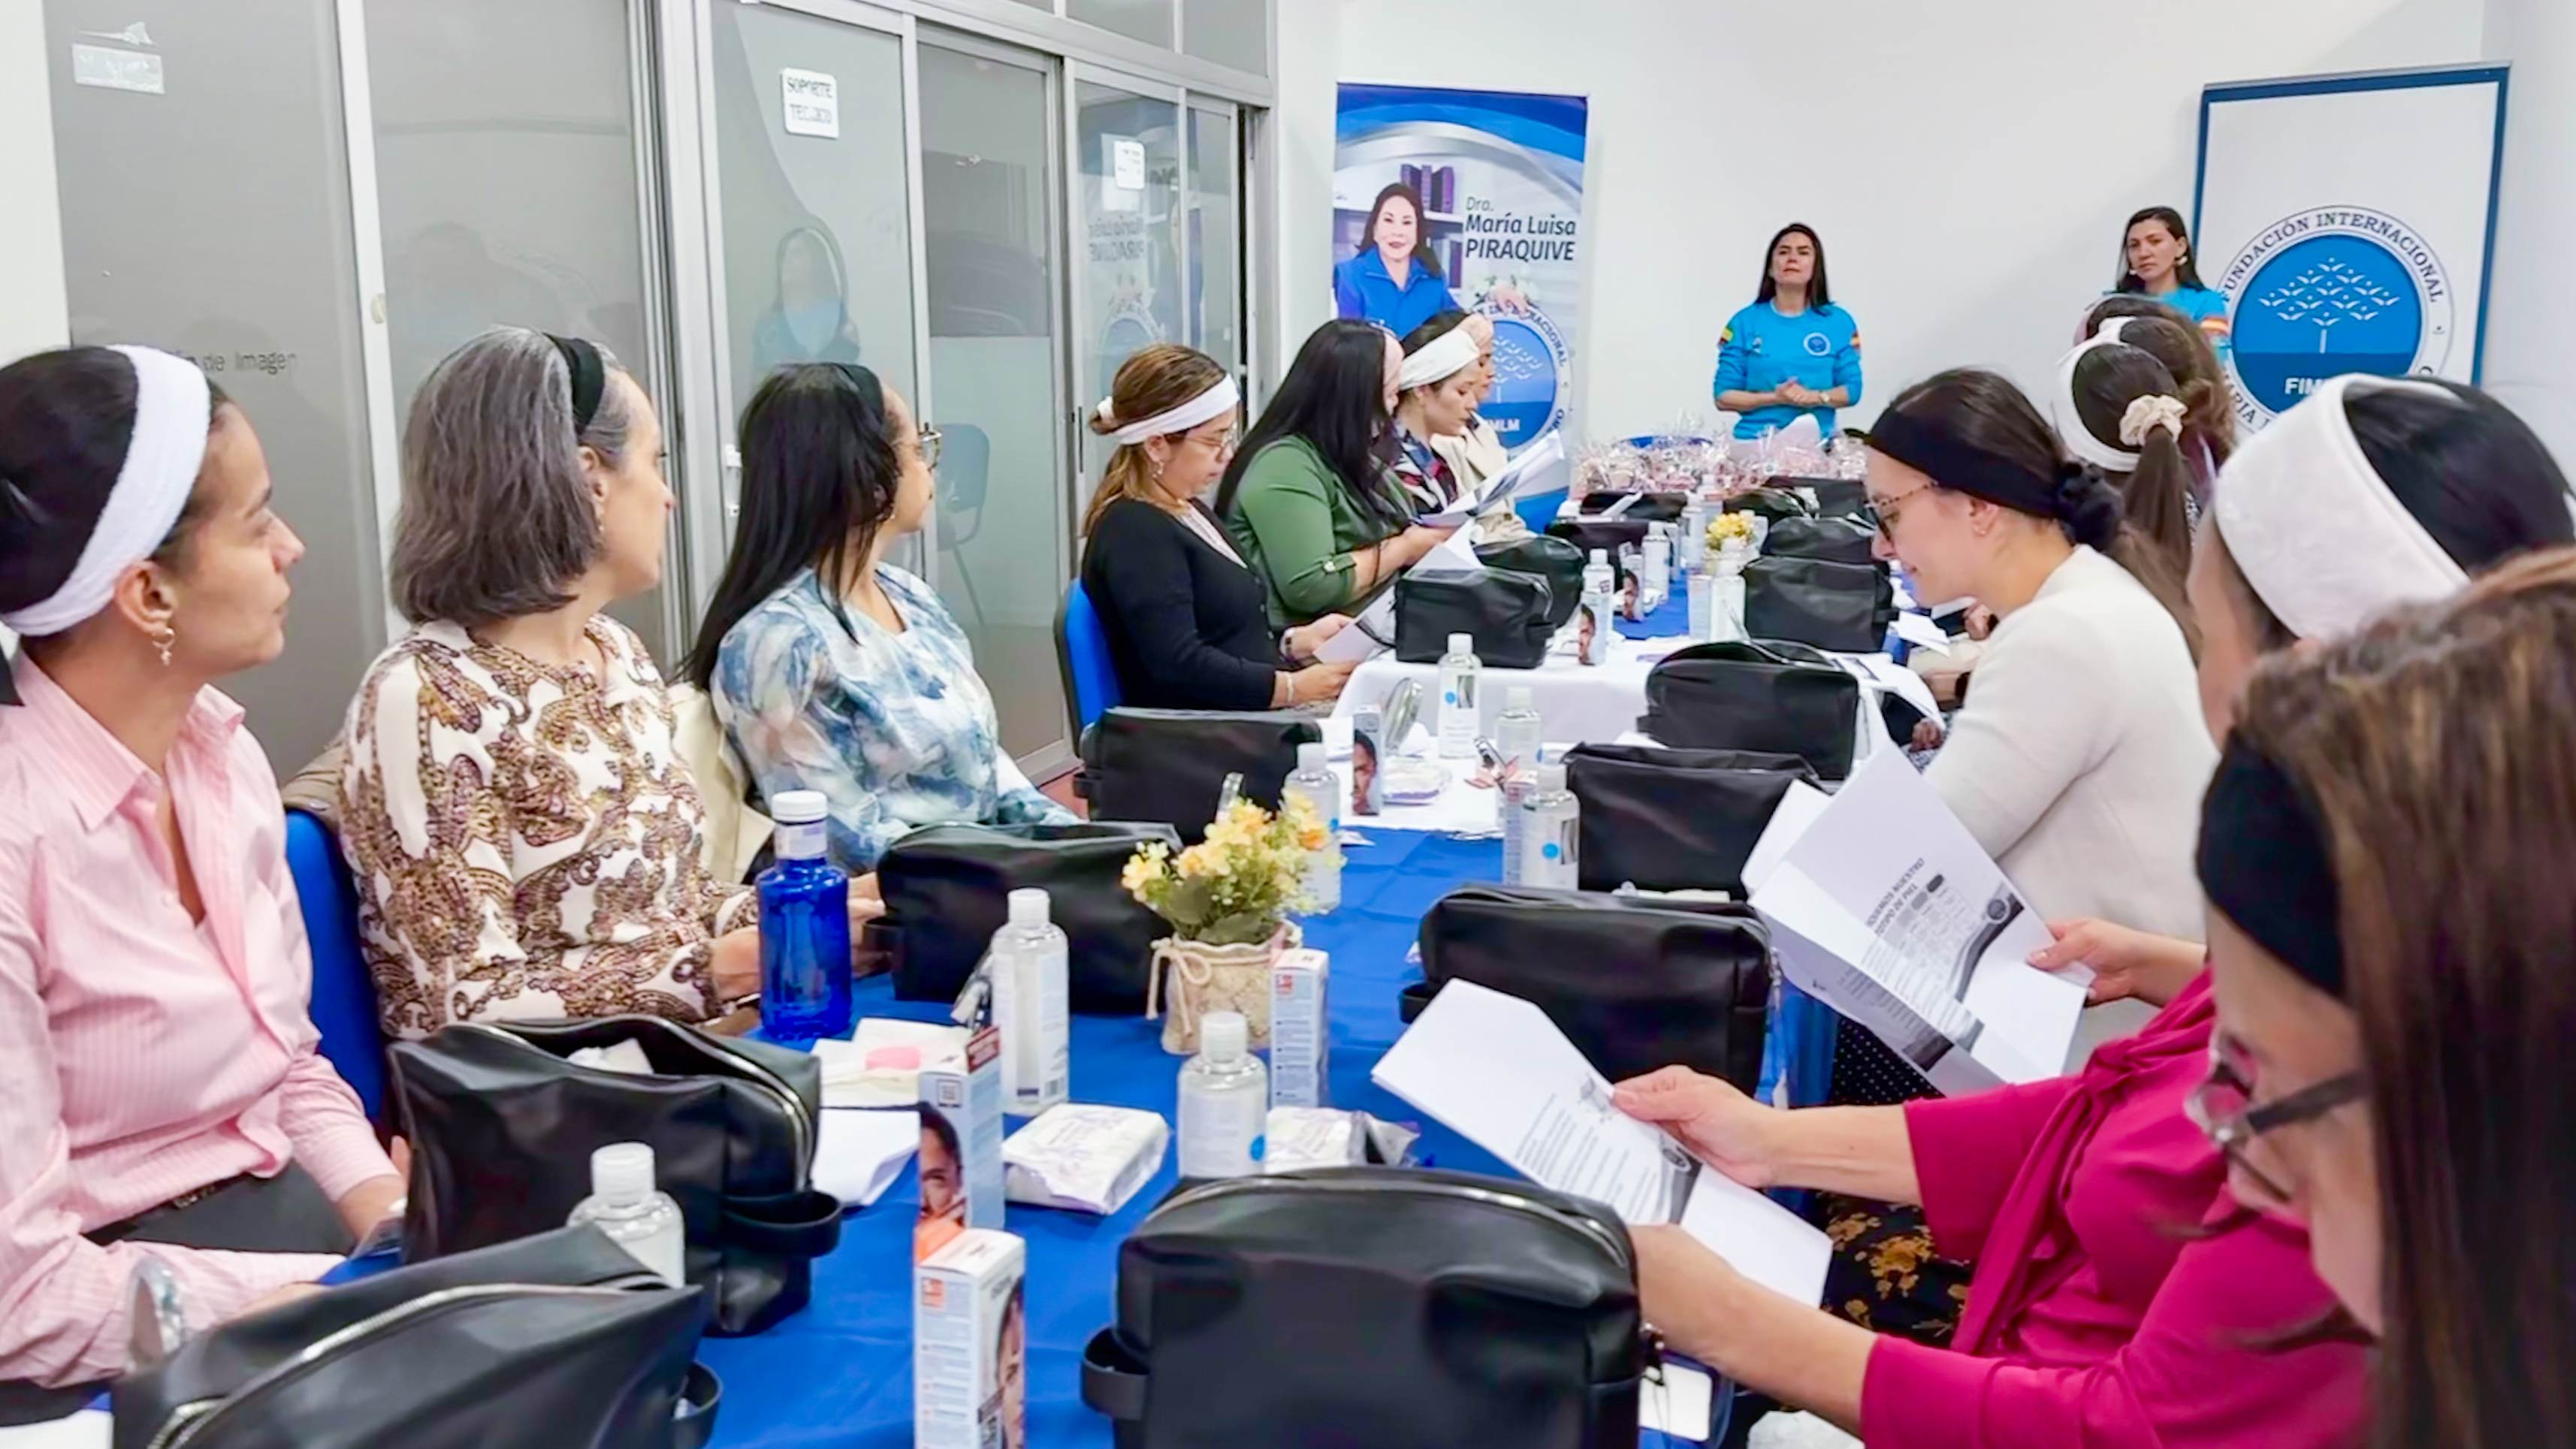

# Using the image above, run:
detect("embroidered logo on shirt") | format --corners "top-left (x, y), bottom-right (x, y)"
top-left (1803, 332), bottom-right (1832, 357)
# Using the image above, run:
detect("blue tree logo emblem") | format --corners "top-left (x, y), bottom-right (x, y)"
top-left (1484, 309), bottom-right (1570, 452)
top-left (2252, 254), bottom-right (2405, 355)
top-left (2222, 208), bottom-right (2451, 426)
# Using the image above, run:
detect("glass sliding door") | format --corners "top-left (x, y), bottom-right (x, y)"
top-left (918, 33), bottom-right (1074, 768)
top-left (702, 0), bottom-right (918, 572)
top-left (1186, 99), bottom-right (1243, 377)
top-left (44, 0), bottom-right (379, 771)
top-left (1071, 71), bottom-right (1183, 485)
top-left (366, 0), bottom-right (675, 660)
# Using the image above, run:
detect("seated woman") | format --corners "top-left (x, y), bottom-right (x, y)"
top-left (1387, 312), bottom-right (1485, 515)
top-left (1077, 343), bottom-right (1358, 711)
top-left (689, 362), bottom-right (1072, 873)
top-left (1219, 319), bottom-right (1458, 627)
top-left (2049, 333), bottom-right (2200, 595)
top-left (0, 347), bottom-right (402, 1410)
top-left (1620, 375), bottom-right (2571, 1448)
top-left (2201, 550), bottom-right (2576, 1447)
top-left (2034, 375), bottom-right (2573, 1007)
top-left (343, 328), bottom-right (787, 1039)
top-left (1868, 370), bottom-right (2209, 952)
top-left (2079, 301), bottom-right (2234, 497)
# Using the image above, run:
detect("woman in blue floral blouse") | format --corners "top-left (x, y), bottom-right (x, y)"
top-left (683, 363), bottom-right (1071, 871)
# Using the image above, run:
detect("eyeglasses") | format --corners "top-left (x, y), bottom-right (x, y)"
top-left (1862, 483), bottom-right (1933, 540)
top-left (917, 426), bottom-right (944, 472)
top-left (2184, 1040), bottom-right (2366, 1207)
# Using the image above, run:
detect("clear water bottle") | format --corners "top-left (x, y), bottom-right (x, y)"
top-left (567, 1143), bottom-right (685, 1287)
top-left (1177, 1011), bottom-right (1268, 1179)
top-left (989, 888), bottom-right (1069, 1117)
top-left (1643, 530), bottom-right (1673, 611)
top-left (1495, 687), bottom-right (1544, 882)
top-left (1436, 632), bottom-right (1481, 759)
top-left (1687, 569), bottom-right (1715, 641)
top-left (1283, 742), bottom-right (1342, 913)
top-left (1678, 500), bottom-right (1710, 572)
top-left (1518, 764), bottom-right (1581, 888)
top-left (756, 789), bottom-right (853, 1047)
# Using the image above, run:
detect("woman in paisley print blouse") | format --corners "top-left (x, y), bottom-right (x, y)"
top-left (340, 328), bottom-right (875, 1039)
top-left (683, 362), bottom-right (1072, 873)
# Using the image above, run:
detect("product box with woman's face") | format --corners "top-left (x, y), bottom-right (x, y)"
top-left (917, 1026), bottom-right (1004, 1260)
top-left (914, 1228), bottom-right (1027, 1449)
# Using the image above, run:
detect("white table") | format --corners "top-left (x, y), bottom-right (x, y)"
top-left (1329, 633), bottom-right (1690, 747)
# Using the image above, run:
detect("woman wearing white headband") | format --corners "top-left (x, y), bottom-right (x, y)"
top-left (2051, 328), bottom-right (2202, 628)
top-left (2034, 373), bottom-right (2575, 1009)
top-left (0, 347), bottom-right (402, 1411)
top-left (1079, 343), bottom-right (1359, 709)
top-left (1387, 314), bottom-right (1487, 515)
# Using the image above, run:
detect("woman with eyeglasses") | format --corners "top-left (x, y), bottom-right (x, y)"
top-left (1602, 375), bottom-right (2571, 1448)
top-left (1078, 343), bottom-right (1358, 710)
top-left (2199, 547), bottom-right (2576, 1447)
top-left (687, 362), bottom-right (1071, 874)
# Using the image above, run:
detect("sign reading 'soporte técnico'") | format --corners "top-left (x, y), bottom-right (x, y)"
top-left (1333, 84), bottom-right (1588, 454)
top-left (2194, 67), bottom-right (2505, 430)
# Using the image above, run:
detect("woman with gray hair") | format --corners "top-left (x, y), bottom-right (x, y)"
top-left (338, 327), bottom-right (875, 1039)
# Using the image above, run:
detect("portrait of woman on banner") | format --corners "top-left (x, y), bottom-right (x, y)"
top-left (1333, 182), bottom-right (1459, 339)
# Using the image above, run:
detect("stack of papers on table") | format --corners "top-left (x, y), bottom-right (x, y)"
top-left (1372, 980), bottom-right (1832, 1308)
top-left (1746, 750), bottom-right (2088, 1094)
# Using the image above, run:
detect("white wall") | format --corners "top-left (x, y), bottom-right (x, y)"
top-left (1274, 0), bottom-right (2486, 441)
top-left (2484, 0), bottom-right (2576, 466)
top-left (1, 0), bottom-right (68, 364)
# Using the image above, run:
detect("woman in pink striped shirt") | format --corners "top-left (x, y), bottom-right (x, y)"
top-left (0, 347), bottom-right (403, 1414)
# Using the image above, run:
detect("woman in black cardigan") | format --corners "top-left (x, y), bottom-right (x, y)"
top-left (1079, 344), bottom-right (1357, 709)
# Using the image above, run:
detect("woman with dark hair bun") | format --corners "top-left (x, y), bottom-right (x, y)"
top-left (1865, 369), bottom-right (2211, 955)
top-left (1331, 182), bottom-right (1457, 337)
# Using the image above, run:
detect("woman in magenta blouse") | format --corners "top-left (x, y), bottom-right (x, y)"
top-left (1613, 375), bottom-right (2574, 1445)
top-left (0, 348), bottom-right (403, 1414)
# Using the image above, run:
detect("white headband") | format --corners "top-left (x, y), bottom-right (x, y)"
top-left (1, 346), bottom-right (211, 636)
top-left (1097, 374), bottom-right (1240, 446)
top-left (2050, 333), bottom-right (2184, 473)
top-left (2212, 373), bottom-right (2469, 641)
top-left (1397, 326), bottom-right (1480, 391)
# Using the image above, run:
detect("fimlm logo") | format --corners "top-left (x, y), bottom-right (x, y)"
top-left (2221, 207), bottom-right (2454, 427)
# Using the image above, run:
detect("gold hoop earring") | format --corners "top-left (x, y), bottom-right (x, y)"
top-left (153, 623), bottom-right (176, 669)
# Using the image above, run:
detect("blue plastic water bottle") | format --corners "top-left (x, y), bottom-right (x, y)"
top-left (756, 789), bottom-right (853, 1046)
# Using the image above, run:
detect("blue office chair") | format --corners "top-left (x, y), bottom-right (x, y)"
top-left (935, 422), bottom-right (992, 627)
top-left (1055, 578), bottom-right (1125, 738)
top-left (284, 809), bottom-right (388, 1126)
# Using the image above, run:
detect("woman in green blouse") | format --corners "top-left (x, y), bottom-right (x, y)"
top-left (1217, 319), bottom-right (1459, 625)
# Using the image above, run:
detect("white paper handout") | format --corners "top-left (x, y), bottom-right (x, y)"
top-left (1370, 980), bottom-right (1832, 1306)
top-left (811, 1107), bottom-right (919, 1207)
top-left (1750, 749), bottom-right (2088, 1094)
top-left (1415, 430), bottom-right (1568, 528)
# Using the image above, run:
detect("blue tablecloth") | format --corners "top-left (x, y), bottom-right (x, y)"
top-left (698, 829), bottom-right (1710, 1447)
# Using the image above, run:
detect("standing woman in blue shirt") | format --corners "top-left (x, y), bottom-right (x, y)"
top-left (1712, 224), bottom-right (1863, 440)
top-left (1333, 183), bottom-right (1457, 340)
top-left (2111, 206), bottom-right (2231, 354)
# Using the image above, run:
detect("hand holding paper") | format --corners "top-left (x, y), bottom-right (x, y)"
top-left (1370, 980), bottom-right (1831, 1306)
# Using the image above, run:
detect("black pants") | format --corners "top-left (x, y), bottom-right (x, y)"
top-left (0, 1165), bottom-right (349, 1424)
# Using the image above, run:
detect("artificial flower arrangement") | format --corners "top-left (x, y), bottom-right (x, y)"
top-left (1705, 509), bottom-right (1757, 555)
top-left (1126, 794), bottom-right (1330, 1054)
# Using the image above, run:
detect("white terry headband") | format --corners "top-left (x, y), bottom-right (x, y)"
top-left (1096, 373), bottom-right (1240, 446)
top-left (2212, 373), bottom-right (2469, 641)
top-left (2, 346), bottom-right (212, 637)
top-left (2049, 328), bottom-right (2185, 474)
top-left (1397, 326), bottom-right (1480, 391)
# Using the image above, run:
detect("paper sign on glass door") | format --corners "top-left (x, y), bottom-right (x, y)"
top-left (782, 68), bottom-right (840, 139)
